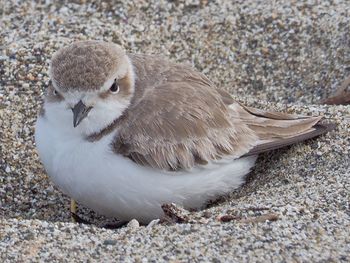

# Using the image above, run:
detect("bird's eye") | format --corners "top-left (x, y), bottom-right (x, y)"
top-left (53, 89), bottom-right (58, 96)
top-left (109, 80), bottom-right (119, 93)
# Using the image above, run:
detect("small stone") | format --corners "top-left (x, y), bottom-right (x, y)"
top-left (27, 73), bottom-right (35, 81)
top-left (218, 215), bottom-right (240, 222)
top-left (202, 211), bottom-right (212, 218)
top-left (261, 47), bottom-right (269, 55)
top-left (103, 239), bottom-right (117, 246)
top-left (127, 219), bottom-right (140, 229)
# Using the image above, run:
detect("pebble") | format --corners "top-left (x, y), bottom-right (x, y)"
top-left (5, 166), bottom-right (11, 173)
top-left (127, 219), bottom-right (140, 229)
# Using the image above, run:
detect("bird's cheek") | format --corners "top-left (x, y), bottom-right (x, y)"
top-left (82, 94), bottom-right (97, 106)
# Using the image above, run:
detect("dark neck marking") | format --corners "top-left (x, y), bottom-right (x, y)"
top-left (85, 111), bottom-right (128, 142)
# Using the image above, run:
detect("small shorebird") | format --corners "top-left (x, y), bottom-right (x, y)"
top-left (35, 41), bottom-right (332, 223)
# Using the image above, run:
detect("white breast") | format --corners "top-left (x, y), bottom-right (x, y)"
top-left (35, 115), bottom-right (256, 223)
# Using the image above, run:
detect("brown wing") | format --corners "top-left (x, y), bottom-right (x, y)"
top-left (111, 54), bottom-right (257, 170)
top-left (111, 54), bottom-right (332, 171)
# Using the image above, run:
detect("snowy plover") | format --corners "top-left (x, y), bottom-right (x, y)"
top-left (35, 41), bottom-right (332, 223)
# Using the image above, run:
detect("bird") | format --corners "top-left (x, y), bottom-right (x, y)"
top-left (35, 40), bottom-right (333, 224)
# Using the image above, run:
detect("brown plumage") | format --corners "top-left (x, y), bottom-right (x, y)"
top-left (83, 53), bottom-right (332, 171)
top-left (47, 41), bottom-right (333, 171)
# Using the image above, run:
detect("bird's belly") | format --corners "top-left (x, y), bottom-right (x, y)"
top-left (35, 117), bottom-right (163, 222)
top-left (35, 117), bottom-right (256, 223)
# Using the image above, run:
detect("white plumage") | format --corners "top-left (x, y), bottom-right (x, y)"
top-left (36, 105), bottom-right (256, 223)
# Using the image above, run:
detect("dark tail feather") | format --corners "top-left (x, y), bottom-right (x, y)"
top-left (243, 122), bottom-right (336, 156)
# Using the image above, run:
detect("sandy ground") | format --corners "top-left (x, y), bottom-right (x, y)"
top-left (0, 0), bottom-right (349, 262)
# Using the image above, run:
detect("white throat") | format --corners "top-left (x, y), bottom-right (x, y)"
top-left (43, 98), bottom-right (128, 137)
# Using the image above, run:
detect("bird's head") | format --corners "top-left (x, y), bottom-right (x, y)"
top-left (44, 40), bottom-right (135, 136)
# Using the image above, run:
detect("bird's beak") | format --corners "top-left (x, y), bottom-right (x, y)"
top-left (72, 100), bottom-right (93, 128)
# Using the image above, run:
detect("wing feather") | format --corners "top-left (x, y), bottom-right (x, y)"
top-left (110, 54), bottom-right (331, 171)
top-left (111, 54), bottom-right (257, 170)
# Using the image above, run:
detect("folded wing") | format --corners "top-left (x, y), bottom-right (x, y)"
top-left (111, 54), bottom-right (332, 171)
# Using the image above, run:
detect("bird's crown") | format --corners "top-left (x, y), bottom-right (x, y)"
top-left (50, 40), bottom-right (127, 93)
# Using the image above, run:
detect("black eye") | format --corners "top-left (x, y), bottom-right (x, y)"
top-left (53, 89), bottom-right (58, 95)
top-left (110, 80), bottom-right (119, 93)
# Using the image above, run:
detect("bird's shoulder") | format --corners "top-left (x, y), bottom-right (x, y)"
top-left (129, 53), bottom-right (213, 90)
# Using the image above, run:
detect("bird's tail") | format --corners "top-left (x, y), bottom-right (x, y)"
top-left (232, 104), bottom-right (335, 156)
